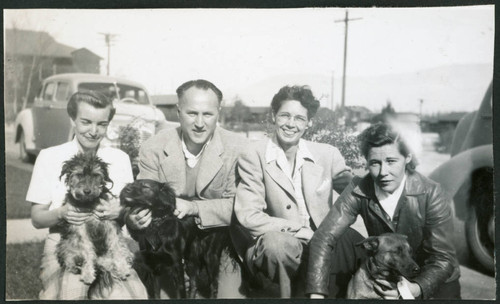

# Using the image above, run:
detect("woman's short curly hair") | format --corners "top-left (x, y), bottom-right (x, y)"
top-left (271, 85), bottom-right (320, 119)
top-left (358, 122), bottom-right (418, 172)
top-left (67, 91), bottom-right (116, 121)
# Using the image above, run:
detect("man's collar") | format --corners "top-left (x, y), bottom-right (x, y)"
top-left (181, 134), bottom-right (211, 159)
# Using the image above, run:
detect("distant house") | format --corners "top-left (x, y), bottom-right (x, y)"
top-left (220, 106), bottom-right (270, 125)
top-left (151, 94), bottom-right (179, 122)
top-left (5, 28), bottom-right (102, 119)
top-left (422, 112), bottom-right (468, 133)
top-left (344, 106), bottom-right (372, 123)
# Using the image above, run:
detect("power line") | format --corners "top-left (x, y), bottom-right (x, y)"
top-left (99, 32), bottom-right (118, 75)
top-left (335, 10), bottom-right (362, 110)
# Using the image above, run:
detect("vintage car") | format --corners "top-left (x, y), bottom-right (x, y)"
top-left (15, 73), bottom-right (178, 162)
top-left (429, 81), bottom-right (494, 273)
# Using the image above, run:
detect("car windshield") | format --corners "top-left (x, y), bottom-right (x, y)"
top-left (78, 82), bottom-right (150, 105)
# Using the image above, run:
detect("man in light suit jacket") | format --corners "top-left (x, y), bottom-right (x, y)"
top-left (126, 79), bottom-right (248, 298)
top-left (233, 85), bottom-right (352, 298)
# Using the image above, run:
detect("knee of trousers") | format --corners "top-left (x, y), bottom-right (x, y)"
top-left (257, 231), bottom-right (303, 265)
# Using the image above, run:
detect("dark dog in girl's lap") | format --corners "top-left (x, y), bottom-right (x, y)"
top-left (120, 179), bottom-right (235, 298)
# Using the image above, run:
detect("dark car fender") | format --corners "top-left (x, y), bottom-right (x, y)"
top-left (428, 144), bottom-right (493, 264)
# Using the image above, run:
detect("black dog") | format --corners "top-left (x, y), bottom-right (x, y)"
top-left (120, 179), bottom-right (235, 298)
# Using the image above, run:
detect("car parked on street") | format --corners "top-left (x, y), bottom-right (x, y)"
top-left (15, 73), bottom-right (178, 162)
top-left (429, 81), bottom-right (494, 273)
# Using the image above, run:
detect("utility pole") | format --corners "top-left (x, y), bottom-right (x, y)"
top-left (99, 33), bottom-right (118, 75)
top-left (419, 99), bottom-right (424, 118)
top-left (331, 70), bottom-right (335, 111)
top-left (335, 10), bottom-right (362, 111)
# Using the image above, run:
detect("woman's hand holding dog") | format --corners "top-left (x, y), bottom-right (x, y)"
top-left (59, 204), bottom-right (93, 225)
top-left (94, 195), bottom-right (122, 220)
top-left (374, 278), bottom-right (421, 299)
top-left (126, 207), bottom-right (152, 230)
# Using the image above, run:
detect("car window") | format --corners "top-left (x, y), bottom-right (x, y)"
top-left (55, 82), bottom-right (70, 101)
top-left (43, 82), bottom-right (56, 101)
top-left (77, 82), bottom-right (149, 105)
top-left (116, 84), bottom-right (149, 105)
top-left (78, 82), bottom-right (118, 101)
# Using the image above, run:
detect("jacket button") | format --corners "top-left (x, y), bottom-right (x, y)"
top-left (286, 205), bottom-right (291, 209)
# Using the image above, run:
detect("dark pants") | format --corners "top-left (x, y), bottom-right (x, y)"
top-left (328, 228), bottom-right (461, 299)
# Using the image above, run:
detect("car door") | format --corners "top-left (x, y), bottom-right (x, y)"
top-left (32, 80), bottom-right (73, 149)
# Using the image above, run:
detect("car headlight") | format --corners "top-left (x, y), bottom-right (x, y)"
top-left (106, 122), bottom-right (121, 141)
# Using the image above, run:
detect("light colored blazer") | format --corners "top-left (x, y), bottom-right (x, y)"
top-left (233, 137), bottom-right (352, 240)
top-left (137, 127), bottom-right (247, 228)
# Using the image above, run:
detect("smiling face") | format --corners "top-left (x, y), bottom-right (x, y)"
top-left (273, 99), bottom-right (311, 150)
top-left (367, 143), bottom-right (411, 194)
top-left (71, 102), bottom-right (112, 152)
top-left (177, 87), bottom-right (220, 155)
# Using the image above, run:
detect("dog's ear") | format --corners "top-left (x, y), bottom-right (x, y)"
top-left (357, 236), bottom-right (379, 252)
top-left (158, 183), bottom-right (177, 212)
top-left (100, 160), bottom-right (114, 192)
top-left (60, 160), bottom-right (71, 183)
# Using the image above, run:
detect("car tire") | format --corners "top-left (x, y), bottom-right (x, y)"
top-left (466, 197), bottom-right (495, 273)
top-left (19, 130), bottom-right (35, 163)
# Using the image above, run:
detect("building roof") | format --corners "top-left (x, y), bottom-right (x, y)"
top-left (5, 28), bottom-right (101, 59)
top-left (345, 105), bottom-right (371, 113)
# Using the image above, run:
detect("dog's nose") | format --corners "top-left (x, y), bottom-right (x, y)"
top-left (412, 265), bottom-right (420, 274)
top-left (83, 189), bottom-right (91, 195)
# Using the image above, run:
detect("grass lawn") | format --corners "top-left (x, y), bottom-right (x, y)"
top-left (6, 164), bottom-right (32, 219)
top-left (6, 241), bottom-right (44, 300)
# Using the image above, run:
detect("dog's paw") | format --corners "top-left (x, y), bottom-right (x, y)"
top-left (80, 268), bottom-right (96, 284)
top-left (114, 265), bottom-right (132, 280)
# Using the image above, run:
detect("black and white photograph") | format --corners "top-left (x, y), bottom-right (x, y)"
top-left (4, 5), bottom-right (495, 300)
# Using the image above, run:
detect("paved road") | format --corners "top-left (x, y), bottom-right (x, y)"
top-left (4, 126), bottom-right (496, 300)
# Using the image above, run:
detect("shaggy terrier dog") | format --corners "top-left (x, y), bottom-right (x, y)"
top-left (56, 153), bottom-right (134, 299)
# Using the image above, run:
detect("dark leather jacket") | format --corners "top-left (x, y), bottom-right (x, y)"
top-left (306, 171), bottom-right (460, 299)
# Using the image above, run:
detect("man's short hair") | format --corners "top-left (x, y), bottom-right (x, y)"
top-left (270, 85), bottom-right (320, 119)
top-left (176, 79), bottom-right (223, 103)
top-left (358, 122), bottom-right (418, 171)
top-left (67, 91), bottom-right (116, 121)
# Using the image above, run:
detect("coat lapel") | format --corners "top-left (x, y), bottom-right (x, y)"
top-left (160, 129), bottom-right (186, 193)
top-left (196, 129), bottom-right (224, 194)
top-left (265, 161), bottom-right (296, 201)
top-left (302, 160), bottom-right (329, 226)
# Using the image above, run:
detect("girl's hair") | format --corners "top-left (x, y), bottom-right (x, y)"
top-left (358, 122), bottom-right (418, 171)
top-left (270, 85), bottom-right (320, 119)
top-left (67, 91), bottom-right (115, 121)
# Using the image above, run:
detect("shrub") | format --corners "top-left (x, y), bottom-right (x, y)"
top-left (118, 122), bottom-right (143, 179)
top-left (303, 108), bottom-right (364, 169)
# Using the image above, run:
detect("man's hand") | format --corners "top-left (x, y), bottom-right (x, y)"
top-left (374, 279), bottom-right (399, 299)
top-left (59, 204), bottom-right (92, 225)
top-left (294, 227), bottom-right (314, 241)
top-left (94, 195), bottom-right (122, 220)
top-left (173, 198), bottom-right (199, 219)
top-left (126, 207), bottom-right (152, 230)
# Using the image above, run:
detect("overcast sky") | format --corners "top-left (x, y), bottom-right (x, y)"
top-left (3, 6), bottom-right (495, 112)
